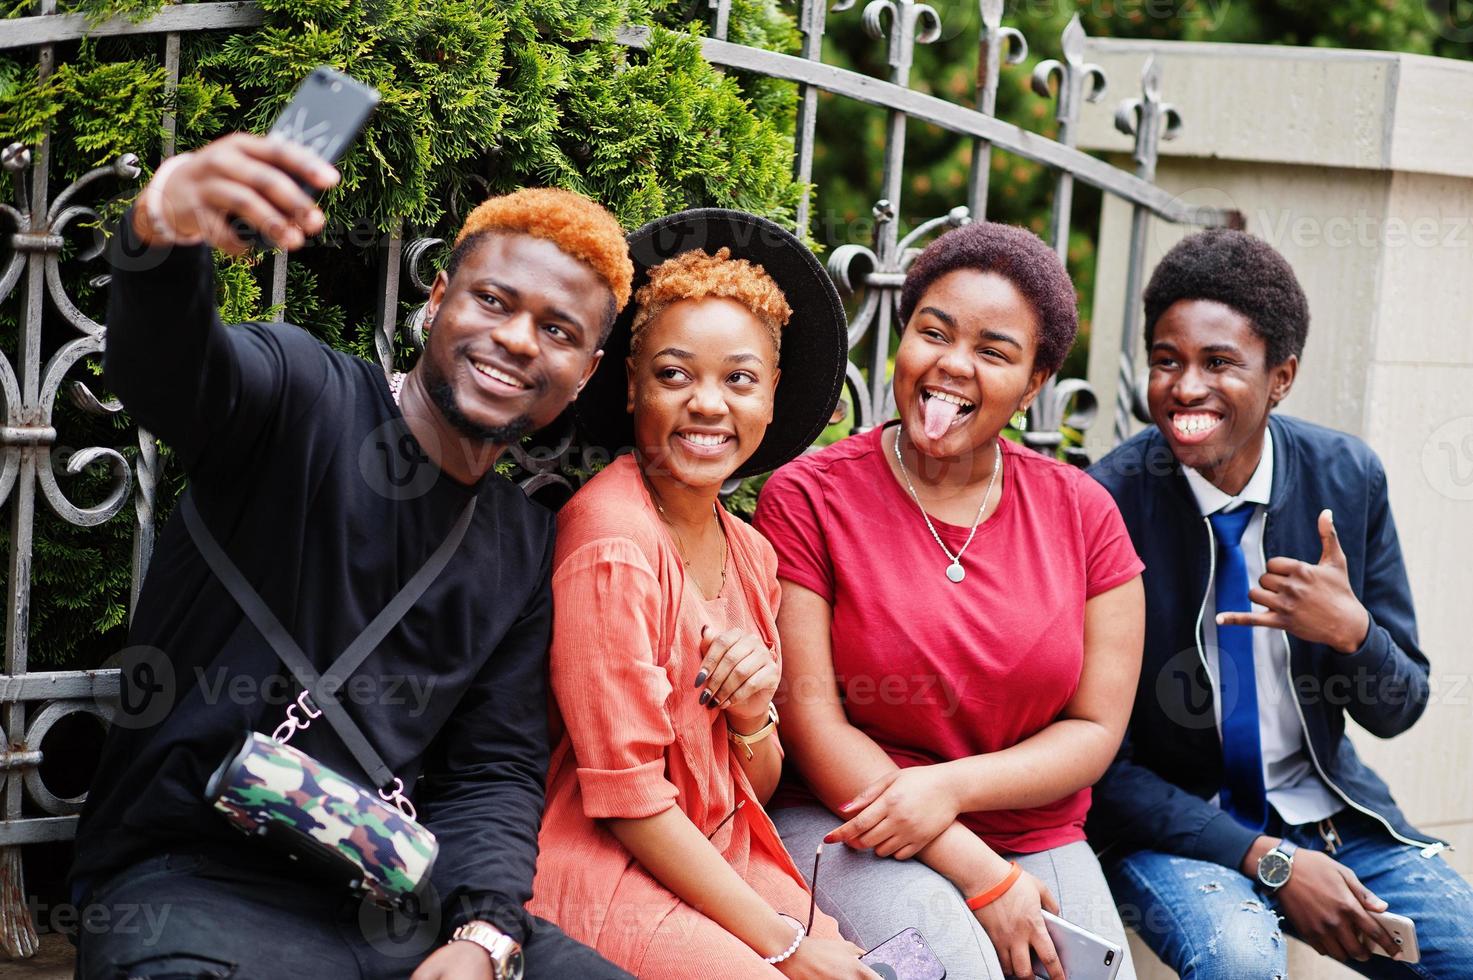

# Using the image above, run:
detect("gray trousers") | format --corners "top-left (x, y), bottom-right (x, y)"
top-left (773, 804), bottom-right (1136, 980)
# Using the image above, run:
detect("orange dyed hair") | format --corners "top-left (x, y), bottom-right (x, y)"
top-left (629, 247), bottom-right (792, 357)
top-left (453, 188), bottom-right (633, 312)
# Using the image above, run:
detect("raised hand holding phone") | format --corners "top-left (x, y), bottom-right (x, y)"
top-left (133, 67), bottom-right (377, 255)
top-left (132, 134), bottom-right (337, 255)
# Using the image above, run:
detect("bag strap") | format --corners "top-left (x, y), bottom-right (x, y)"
top-left (180, 493), bottom-right (477, 790)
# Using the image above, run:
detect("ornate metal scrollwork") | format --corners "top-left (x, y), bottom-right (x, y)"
top-left (827, 200), bottom-right (971, 430)
top-left (1031, 15), bottom-right (1108, 115)
top-left (1, 147), bottom-right (141, 525)
top-left (1112, 56), bottom-right (1185, 438)
top-left (1, 141), bottom-right (147, 958)
top-left (1114, 55), bottom-right (1184, 173)
top-left (1031, 15), bottom-right (1109, 263)
top-left (21, 700), bottom-right (110, 815)
top-left (401, 235), bottom-right (447, 350)
top-left (968, 0), bottom-right (1029, 217)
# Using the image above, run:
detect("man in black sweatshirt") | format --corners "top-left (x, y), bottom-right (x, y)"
top-left (71, 132), bottom-right (635, 980)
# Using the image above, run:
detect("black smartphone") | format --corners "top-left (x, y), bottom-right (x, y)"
top-left (859, 927), bottom-right (946, 980)
top-left (267, 66), bottom-right (379, 189)
top-left (236, 67), bottom-right (377, 249)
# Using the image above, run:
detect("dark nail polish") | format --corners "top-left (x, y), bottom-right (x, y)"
top-left (693, 669), bottom-right (709, 688)
top-left (707, 698), bottom-right (720, 710)
top-left (698, 690), bottom-right (710, 706)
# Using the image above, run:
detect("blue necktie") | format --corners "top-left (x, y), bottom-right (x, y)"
top-left (1209, 506), bottom-right (1268, 832)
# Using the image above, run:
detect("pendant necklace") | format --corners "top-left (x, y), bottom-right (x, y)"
top-left (892, 427), bottom-right (1001, 584)
top-left (388, 371), bottom-right (406, 405)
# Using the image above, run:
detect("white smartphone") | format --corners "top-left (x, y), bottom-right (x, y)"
top-left (1365, 910), bottom-right (1420, 963)
top-left (1031, 910), bottom-right (1123, 980)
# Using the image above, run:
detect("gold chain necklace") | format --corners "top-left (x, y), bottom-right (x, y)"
top-left (640, 465), bottom-right (727, 596)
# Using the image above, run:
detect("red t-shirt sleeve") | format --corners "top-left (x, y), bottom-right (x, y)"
top-left (1076, 472), bottom-right (1145, 599)
top-left (753, 462), bottom-right (835, 603)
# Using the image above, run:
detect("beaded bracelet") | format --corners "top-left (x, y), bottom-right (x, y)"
top-left (965, 861), bottom-right (1022, 911)
top-left (764, 913), bottom-right (807, 965)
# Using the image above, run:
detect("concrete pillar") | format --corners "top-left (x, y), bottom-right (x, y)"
top-left (1076, 40), bottom-right (1473, 980)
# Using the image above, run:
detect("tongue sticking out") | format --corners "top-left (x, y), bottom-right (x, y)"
top-left (923, 396), bottom-right (961, 441)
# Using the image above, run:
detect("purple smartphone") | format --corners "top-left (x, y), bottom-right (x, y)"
top-left (859, 927), bottom-right (947, 980)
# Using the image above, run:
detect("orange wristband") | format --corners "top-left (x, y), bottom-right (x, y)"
top-left (965, 862), bottom-right (1022, 911)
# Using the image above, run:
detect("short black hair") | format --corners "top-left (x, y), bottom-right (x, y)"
top-left (899, 221), bottom-right (1079, 376)
top-left (445, 231), bottom-right (619, 347)
top-left (1144, 229), bottom-right (1309, 366)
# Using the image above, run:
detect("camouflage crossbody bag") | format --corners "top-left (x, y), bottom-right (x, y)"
top-left (186, 494), bottom-right (477, 911)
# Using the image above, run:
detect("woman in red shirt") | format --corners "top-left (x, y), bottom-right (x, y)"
top-left (754, 222), bottom-right (1145, 980)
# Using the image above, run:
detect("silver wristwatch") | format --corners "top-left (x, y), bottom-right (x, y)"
top-left (1256, 839), bottom-right (1298, 890)
top-left (451, 921), bottom-right (525, 980)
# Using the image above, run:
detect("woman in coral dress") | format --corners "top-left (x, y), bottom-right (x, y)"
top-left (527, 210), bottom-right (870, 979)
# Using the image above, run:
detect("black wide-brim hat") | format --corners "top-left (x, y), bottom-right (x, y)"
top-left (576, 208), bottom-right (848, 480)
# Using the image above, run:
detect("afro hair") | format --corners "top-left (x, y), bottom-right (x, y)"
top-left (630, 247), bottom-right (792, 358)
top-left (1143, 229), bottom-right (1309, 366)
top-left (448, 188), bottom-right (633, 340)
top-left (899, 222), bottom-right (1079, 376)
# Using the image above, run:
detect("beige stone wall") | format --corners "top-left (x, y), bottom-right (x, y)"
top-left (1077, 40), bottom-right (1473, 980)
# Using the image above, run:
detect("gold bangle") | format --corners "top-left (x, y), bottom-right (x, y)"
top-left (728, 703), bottom-right (779, 760)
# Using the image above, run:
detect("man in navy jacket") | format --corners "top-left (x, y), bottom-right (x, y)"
top-left (1087, 229), bottom-right (1472, 978)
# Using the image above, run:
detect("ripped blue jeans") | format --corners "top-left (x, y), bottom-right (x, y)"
top-left (1104, 809), bottom-right (1473, 979)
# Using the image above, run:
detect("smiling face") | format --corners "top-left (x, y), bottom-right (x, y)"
top-left (894, 268), bottom-right (1047, 462)
top-left (1147, 298), bottom-right (1298, 493)
top-left (626, 296), bottom-right (780, 492)
top-left (420, 231), bottom-right (610, 443)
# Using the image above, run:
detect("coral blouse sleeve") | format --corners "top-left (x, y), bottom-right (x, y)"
top-left (551, 537), bottom-right (679, 820)
top-left (1076, 473), bottom-right (1146, 599)
top-left (753, 463), bottom-right (835, 603)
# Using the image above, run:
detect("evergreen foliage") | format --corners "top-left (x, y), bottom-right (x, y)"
top-left (1, 0), bottom-right (802, 667)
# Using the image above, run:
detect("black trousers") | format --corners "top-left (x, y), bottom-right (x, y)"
top-left (74, 851), bottom-right (632, 980)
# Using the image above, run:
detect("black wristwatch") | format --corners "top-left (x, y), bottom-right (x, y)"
top-left (1256, 839), bottom-right (1298, 890)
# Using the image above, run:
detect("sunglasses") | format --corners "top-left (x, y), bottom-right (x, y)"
top-left (706, 801), bottom-right (824, 935)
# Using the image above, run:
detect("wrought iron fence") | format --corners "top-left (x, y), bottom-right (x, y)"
top-left (0, 0), bottom-right (1239, 956)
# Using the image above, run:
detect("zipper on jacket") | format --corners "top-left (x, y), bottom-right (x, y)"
top-left (1257, 512), bottom-right (1447, 856)
top-left (1194, 516), bottom-right (1218, 704)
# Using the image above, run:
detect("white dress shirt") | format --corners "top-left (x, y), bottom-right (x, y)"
top-left (1184, 428), bottom-right (1343, 826)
